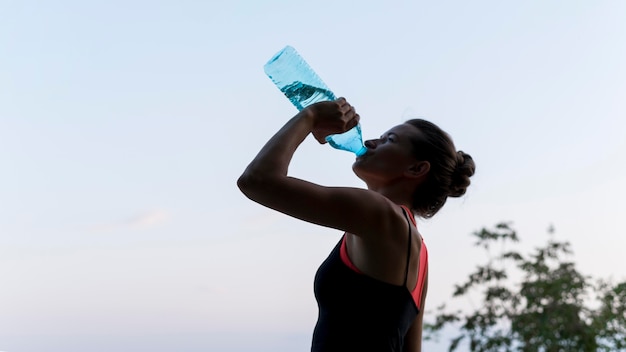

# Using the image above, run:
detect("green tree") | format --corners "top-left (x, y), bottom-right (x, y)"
top-left (425, 222), bottom-right (626, 352)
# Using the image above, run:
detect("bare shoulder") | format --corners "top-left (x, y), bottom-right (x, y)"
top-left (314, 185), bottom-right (408, 239)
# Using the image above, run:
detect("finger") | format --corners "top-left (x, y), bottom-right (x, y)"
top-left (339, 102), bottom-right (354, 114)
top-left (335, 97), bottom-right (347, 106)
top-left (349, 114), bottom-right (360, 129)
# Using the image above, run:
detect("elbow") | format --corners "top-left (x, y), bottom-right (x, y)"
top-left (238, 164), bottom-right (284, 203)
top-left (237, 169), bottom-right (268, 200)
top-left (237, 171), bottom-right (255, 197)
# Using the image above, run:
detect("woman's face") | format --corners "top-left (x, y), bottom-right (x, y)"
top-left (352, 123), bottom-right (422, 184)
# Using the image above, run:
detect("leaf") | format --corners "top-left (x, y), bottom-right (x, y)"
top-left (449, 335), bottom-right (465, 352)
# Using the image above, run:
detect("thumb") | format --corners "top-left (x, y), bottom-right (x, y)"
top-left (348, 114), bottom-right (360, 129)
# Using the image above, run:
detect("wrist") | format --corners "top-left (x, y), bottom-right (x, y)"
top-left (295, 108), bottom-right (316, 130)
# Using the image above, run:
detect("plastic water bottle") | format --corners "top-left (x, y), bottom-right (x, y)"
top-left (263, 45), bottom-right (367, 156)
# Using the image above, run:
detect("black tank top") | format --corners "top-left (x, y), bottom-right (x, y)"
top-left (311, 207), bottom-right (428, 352)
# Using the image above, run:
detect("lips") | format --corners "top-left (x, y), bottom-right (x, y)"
top-left (356, 151), bottom-right (371, 160)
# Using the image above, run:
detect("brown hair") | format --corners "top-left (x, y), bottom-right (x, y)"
top-left (405, 119), bottom-right (475, 218)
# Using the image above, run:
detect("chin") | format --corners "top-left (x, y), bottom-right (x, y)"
top-left (352, 159), bottom-right (363, 173)
top-left (352, 162), bottom-right (369, 182)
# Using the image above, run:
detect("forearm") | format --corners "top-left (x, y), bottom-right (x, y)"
top-left (238, 110), bottom-right (313, 190)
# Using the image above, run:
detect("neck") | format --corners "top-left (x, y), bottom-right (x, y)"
top-left (367, 181), bottom-right (415, 208)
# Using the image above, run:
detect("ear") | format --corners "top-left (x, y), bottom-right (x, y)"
top-left (405, 161), bottom-right (430, 179)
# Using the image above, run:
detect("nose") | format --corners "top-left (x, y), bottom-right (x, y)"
top-left (364, 139), bottom-right (377, 149)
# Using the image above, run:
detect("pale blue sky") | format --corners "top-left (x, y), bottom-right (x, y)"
top-left (1, 1), bottom-right (625, 351)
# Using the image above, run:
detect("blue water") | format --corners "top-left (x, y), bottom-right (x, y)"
top-left (280, 81), bottom-right (336, 110)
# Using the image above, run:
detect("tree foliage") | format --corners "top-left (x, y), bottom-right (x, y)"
top-left (425, 222), bottom-right (626, 352)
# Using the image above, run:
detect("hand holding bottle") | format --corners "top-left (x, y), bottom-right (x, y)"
top-left (305, 98), bottom-right (361, 144)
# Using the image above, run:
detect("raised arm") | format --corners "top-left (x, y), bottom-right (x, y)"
top-left (237, 99), bottom-right (400, 238)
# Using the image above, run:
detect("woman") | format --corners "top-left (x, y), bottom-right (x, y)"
top-left (237, 98), bottom-right (475, 351)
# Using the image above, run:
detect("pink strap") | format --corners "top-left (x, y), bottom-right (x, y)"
top-left (340, 237), bottom-right (362, 273)
top-left (411, 240), bottom-right (428, 310)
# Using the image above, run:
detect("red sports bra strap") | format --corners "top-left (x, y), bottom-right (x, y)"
top-left (340, 236), bottom-right (362, 274)
top-left (412, 241), bottom-right (428, 310)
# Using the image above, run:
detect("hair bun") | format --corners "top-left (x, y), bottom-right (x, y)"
top-left (449, 151), bottom-right (475, 197)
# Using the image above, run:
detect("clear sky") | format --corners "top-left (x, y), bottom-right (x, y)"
top-left (1, 1), bottom-right (625, 351)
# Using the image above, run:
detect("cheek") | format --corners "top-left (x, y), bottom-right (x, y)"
top-left (354, 156), bottom-right (392, 174)
top-left (373, 150), bottom-right (405, 167)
